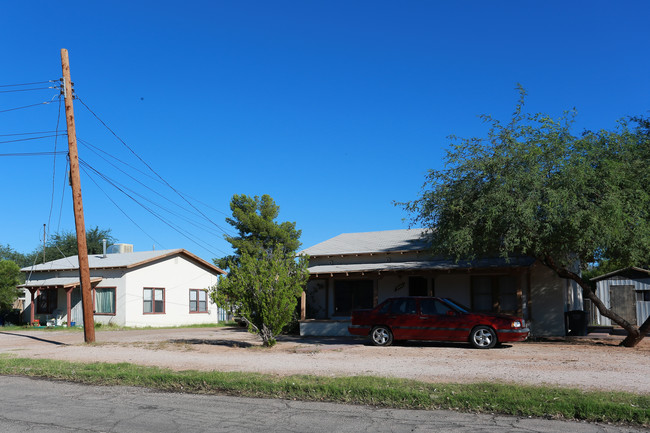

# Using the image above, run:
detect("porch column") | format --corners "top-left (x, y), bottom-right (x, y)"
top-left (65, 288), bottom-right (73, 327)
top-left (28, 288), bottom-right (39, 324)
top-left (300, 291), bottom-right (306, 321)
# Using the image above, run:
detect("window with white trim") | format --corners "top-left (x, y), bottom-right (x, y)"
top-left (143, 288), bottom-right (165, 314)
top-left (189, 289), bottom-right (208, 313)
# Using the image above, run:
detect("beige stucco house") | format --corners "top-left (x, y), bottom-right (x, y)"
top-left (299, 229), bottom-right (581, 337)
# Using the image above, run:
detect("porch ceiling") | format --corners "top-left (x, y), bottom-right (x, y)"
top-left (18, 277), bottom-right (103, 289)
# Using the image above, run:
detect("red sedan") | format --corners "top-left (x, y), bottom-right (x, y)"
top-left (348, 297), bottom-right (529, 349)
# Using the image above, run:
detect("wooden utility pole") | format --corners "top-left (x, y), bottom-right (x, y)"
top-left (61, 48), bottom-right (95, 343)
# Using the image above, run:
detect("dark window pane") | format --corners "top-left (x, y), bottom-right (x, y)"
top-left (334, 280), bottom-right (373, 315)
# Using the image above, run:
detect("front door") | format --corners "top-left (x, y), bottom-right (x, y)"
top-left (609, 285), bottom-right (637, 326)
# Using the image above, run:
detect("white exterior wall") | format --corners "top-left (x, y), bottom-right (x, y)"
top-left (123, 255), bottom-right (219, 327)
top-left (529, 262), bottom-right (566, 336)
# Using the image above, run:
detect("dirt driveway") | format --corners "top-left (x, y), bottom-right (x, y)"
top-left (1, 327), bottom-right (648, 394)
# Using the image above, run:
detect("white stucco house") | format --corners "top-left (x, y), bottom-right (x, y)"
top-left (19, 246), bottom-right (226, 327)
top-left (299, 229), bottom-right (582, 337)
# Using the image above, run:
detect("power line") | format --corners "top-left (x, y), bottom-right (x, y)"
top-left (0, 151), bottom-right (67, 157)
top-left (56, 158), bottom-right (69, 234)
top-left (78, 138), bottom-right (233, 237)
top-left (80, 160), bottom-right (228, 257)
top-left (0, 86), bottom-right (60, 94)
top-left (80, 164), bottom-right (165, 250)
top-left (76, 96), bottom-right (233, 237)
top-left (0, 134), bottom-right (65, 144)
top-left (78, 137), bottom-right (234, 223)
top-left (0, 80), bottom-right (58, 88)
top-left (47, 95), bottom-right (63, 237)
top-left (0, 99), bottom-right (58, 113)
top-left (0, 131), bottom-right (58, 137)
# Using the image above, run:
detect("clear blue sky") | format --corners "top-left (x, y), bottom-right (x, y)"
top-left (2, 1), bottom-right (649, 263)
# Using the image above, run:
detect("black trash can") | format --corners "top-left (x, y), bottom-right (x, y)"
top-left (565, 310), bottom-right (588, 336)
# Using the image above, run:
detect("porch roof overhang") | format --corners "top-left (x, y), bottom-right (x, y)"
top-left (18, 277), bottom-right (103, 290)
top-left (307, 257), bottom-right (536, 277)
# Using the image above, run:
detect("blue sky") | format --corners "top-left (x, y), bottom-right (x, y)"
top-left (1, 1), bottom-right (649, 263)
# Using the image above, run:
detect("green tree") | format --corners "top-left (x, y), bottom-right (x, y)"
top-left (0, 260), bottom-right (22, 311)
top-left (211, 194), bottom-right (309, 347)
top-left (0, 245), bottom-right (29, 268)
top-left (401, 88), bottom-right (650, 347)
top-left (214, 194), bottom-right (301, 269)
top-left (26, 226), bottom-right (116, 264)
top-left (214, 250), bottom-right (309, 346)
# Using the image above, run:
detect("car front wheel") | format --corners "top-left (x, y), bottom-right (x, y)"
top-left (470, 326), bottom-right (497, 349)
top-left (370, 326), bottom-right (393, 346)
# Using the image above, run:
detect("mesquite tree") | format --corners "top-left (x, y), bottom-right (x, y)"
top-left (401, 87), bottom-right (650, 347)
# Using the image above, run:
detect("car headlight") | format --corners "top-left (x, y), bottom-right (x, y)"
top-left (511, 320), bottom-right (522, 328)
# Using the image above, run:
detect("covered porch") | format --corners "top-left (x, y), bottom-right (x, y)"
top-left (298, 258), bottom-right (558, 337)
top-left (18, 277), bottom-right (102, 327)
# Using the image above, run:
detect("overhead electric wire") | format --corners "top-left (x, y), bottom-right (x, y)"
top-left (78, 137), bottom-right (234, 224)
top-left (80, 160), bottom-right (227, 257)
top-left (79, 158), bottom-right (226, 240)
top-left (78, 138), bottom-right (233, 237)
top-left (0, 130), bottom-right (58, 137)
top-left (0, 80), bottom-right (58, 88)
top-left (0, 99), bottom-right (58, 113)
top-left (47, 95), bottom-right (63, 236)
top-left (80, 164), bottom-right (165, 250)
top-left (0, 86), bottom-right (59, 94)
top-left (0, 134), bottom-right (65, 144)
top-left (76, 96), bottom-right (233, 237)
top-left (0, 151), bottom-right (67, 157)
top-left (56, 158), bottom-right (69, 234)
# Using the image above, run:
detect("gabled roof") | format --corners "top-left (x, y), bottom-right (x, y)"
top-left (301, 228), bottom-right (430, 257)
top-left (21, 249), bottom-right (225, 275)
top-left (590, 266), bottom-right (650, 282)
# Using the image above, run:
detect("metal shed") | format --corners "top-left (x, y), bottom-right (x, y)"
top-left (591, 267), bottom-right (650, 327)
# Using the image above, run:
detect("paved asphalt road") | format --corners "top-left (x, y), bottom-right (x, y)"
top-left (0, 376), bottom-right (644, 433)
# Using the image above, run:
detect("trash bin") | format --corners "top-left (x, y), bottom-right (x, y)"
top-left (565, 310), bottom-right (588, 336)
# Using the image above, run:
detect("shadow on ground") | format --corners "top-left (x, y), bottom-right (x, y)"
top-left (0, 332), bottom-right (67, 346)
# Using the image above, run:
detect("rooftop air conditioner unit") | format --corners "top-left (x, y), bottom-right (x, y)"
top-left (107, 243), bottom-right (134, 254)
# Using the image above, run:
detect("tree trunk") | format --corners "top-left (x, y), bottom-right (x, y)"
top-left (542, 255), bottom-right (645, 347)
top-left (621, 314), bottom-right (650, 347)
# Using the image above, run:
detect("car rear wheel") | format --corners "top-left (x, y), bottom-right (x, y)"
top-left (370, 326), bottom-right (393, 346)
top-left (470, 326), bottom-right (497, 349)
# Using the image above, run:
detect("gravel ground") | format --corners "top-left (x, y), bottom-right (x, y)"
top-left (1, 327), bottom-right (648, 394)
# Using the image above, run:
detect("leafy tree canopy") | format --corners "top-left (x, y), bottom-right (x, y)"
top-left (0, 245), bottom-right (29, 268)
top-left (26, 226), bottom-right (116, 265)
top-left (0, 260), bottom-right (22, 311)
top-left (212, 194), bottom-right (308, 347)
top-left (401, 87), bottom-right (650, 346)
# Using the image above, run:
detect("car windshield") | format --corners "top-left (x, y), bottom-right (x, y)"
top-left (442, 298), bottom-right (471, 313)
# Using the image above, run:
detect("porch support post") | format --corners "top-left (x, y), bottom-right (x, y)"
top-left (65, 288), bottom-right (73, 327)
top-left (300, 291), bottom-right (306, 321)
top-left (28, 288), bottom-right (38, 325)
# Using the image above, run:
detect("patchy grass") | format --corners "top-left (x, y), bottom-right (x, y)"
top-left (0, 355), bottom-right (647, 426)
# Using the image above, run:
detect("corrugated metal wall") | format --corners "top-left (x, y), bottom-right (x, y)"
top-left (594, 276), bottom-right (650, 327)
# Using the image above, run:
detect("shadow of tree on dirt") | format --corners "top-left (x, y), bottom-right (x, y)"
top-left (168, 338), bottom-right (254, 348)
